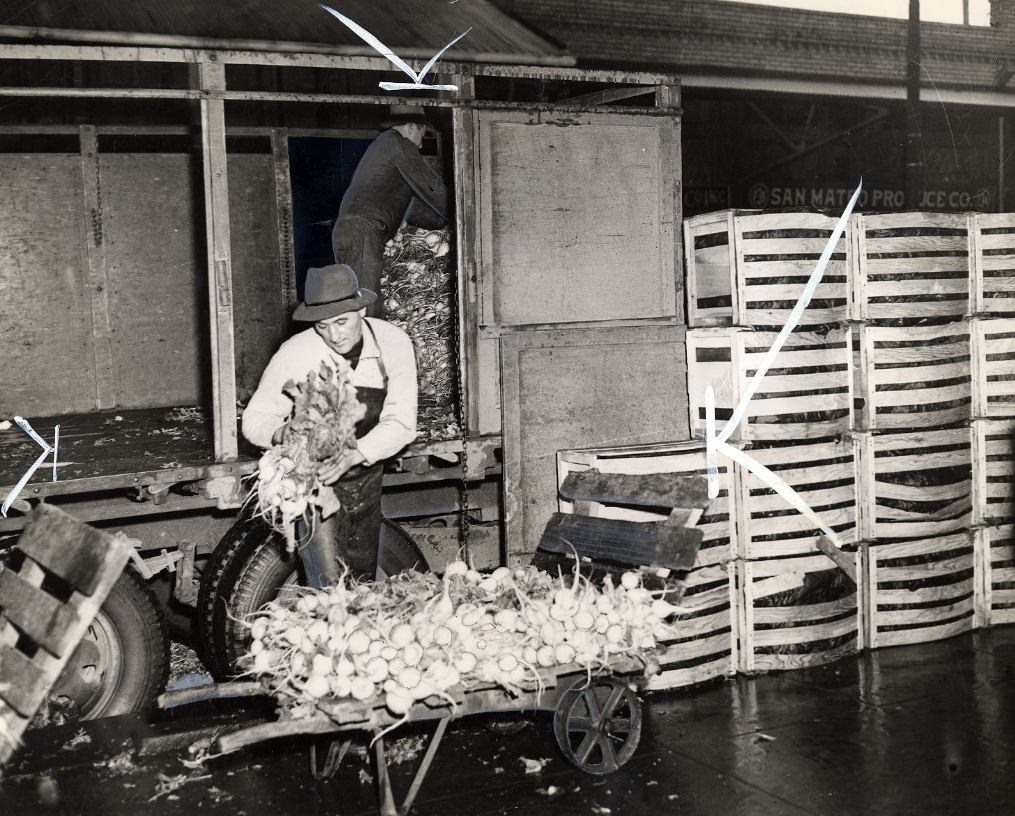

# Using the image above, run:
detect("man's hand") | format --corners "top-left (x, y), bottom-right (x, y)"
top-left (318, 448), bottom-right (366, 485)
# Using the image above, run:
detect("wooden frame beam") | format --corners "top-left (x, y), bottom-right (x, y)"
top-left (198, 61), bottom-right (239, 461)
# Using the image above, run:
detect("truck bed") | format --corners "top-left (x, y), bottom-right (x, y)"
top-left (0, 406), bottom-right (230, 498)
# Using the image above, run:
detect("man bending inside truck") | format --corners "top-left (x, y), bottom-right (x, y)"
top-left (241, 264), bottom-right (418, 586)
top-left (331, 104), bottom-right (448, 318)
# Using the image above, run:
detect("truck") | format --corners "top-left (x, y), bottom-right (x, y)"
top-left (0, 37), bottom-right (688, 720)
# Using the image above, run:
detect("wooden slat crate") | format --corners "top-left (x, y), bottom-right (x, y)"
top-left (684, 210), bottom-right (736, 327)
top-left (982, 525), bottom-right (1015, 626)
top-left (558, 442), bottom-right (738, 689)
top-left (855, 322), bottom-right (972, 431)
top-left (851, 212), bottom-right (971, 322)
top-left (0, 505), bottom-right (130, 764)
top-left (972, 213), bottom-right (1015, 316)
top-left (738, 552), bottom-right (862, 672)
top-left (971, 318), bottom-right (1015, 418)
top-left (865, 531), bottom-right (977, 649)
top-left (734, 439), bottom-right (858, 559)
top-left (687, 327), bottom-right (853, 442)
top-left (647, 563), bottom-right (738, 691)
top-left (683, 210), bottom-right (849, 328)
top-left (734, 211), bottom-right (850, 329)
top-left (856, 428), bottom-right (973, 541)
top-left (972, 418), bottom-right (1015, 525)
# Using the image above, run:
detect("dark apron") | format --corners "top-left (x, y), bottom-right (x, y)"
top-left (296, 324), bottom-right (387, 587)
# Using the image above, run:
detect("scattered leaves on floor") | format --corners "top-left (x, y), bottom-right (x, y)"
top-left (537, 785), bottom-right (563, 797)
top-left (207, 786), bottom-right (233, 804)
top-left (520, 756), bottom-right (550, 774)
top-left (148, 771), bottom-right (212, 802)
top-left (358, 767), bottom-right (373, 785)
top-left (592, 807), bottom-right (611, 814)
top-left (63, 729), bottom-right (91, 750)
top-left (102, 750), bottom-right (138, 776)
top-left (387, 734), bottom-right (426, 765)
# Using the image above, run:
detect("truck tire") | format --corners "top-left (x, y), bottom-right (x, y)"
top-left (196, 514), bottom-right (428, 680)
top-left (47, 569), bottom-right (170, 720)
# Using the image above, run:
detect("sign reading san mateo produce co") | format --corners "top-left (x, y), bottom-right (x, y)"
top-left (748, 183), bottom-right (993, 211)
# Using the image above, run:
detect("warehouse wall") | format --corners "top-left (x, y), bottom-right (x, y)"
top-left (0, 138), bottom-right (287, 417)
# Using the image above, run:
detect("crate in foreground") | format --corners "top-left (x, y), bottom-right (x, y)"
top-left (865, 531), bottom-right (977, 649)
top-left (738, 552), bottom-right (862, 672)
top-left (557, 442), bottom-right (738, 689)
top-left (855, 427), bottom-right (973, 541)
top-left (686, 327), bottom-right (853, 442)
top-left (854, 322), bottom-right (972, 431)
top-left (0, 506), bottom-right (130, 764)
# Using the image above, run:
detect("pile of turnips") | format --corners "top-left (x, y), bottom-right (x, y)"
top-left (251, 359), bottom-right (366, 549)
top-left (240, 560), bottom-right (688, 726)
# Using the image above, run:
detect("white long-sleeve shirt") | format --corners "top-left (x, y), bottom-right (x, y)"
top-left (241, 318), bottom-right (418, 465)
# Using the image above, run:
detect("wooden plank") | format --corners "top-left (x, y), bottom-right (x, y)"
top-left (656, 630), bottom-right (732, 664)
top-left (872, 361), bottom-right (971, 384)
top-left (878, 577), bottom-right (974, 605)
top-left (752, 641), bottom-right (858, 672)
top-left (0, 570), bottom-right (80, 658)
top-left (78, 125), bottom-right (115, 410)
top-left (752, 592), bottom-right (856, 625)
top-left (270, 128), bottom-right (296, 319)
top-left (0, 153), bottom-right (95, 416)
top-left (17, 504), bottom-right (119, 596)
top-left (0, 647), bottom-right (51, 717)
top-left (867, 302), bottom-right (971, 319)
top-left (199, 60), bottom-right (238, 461)
top-left (559, 470), bottom-right (709, 510)
top-left (876, 596), bottom-right (974, 627)
top-left (815, 536), bottom-right (858, 583)
top-left (539, 512), bottom-right (703, 570)
top-left (875, 615), bottom-right (973, 648)
top-left (875, 554), bottom-right (974, 583)
top-left (753, 613), bottom-right (856, 647)
top-left (647, 656), bottom-right (734, 690)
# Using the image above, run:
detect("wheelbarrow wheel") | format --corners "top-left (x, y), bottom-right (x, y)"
top-left (552, 677), bottom-right (642, 775)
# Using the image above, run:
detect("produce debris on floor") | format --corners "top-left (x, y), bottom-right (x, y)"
top-left (381, 226), bottom-right (460, 443)
top-left (520, 756), bottom-right (551, 774)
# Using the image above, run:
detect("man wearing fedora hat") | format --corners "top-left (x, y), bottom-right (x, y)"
top-left (242, 264), bottom-right (418, 586)
top-left (331, 104), bottom-right (448, 318)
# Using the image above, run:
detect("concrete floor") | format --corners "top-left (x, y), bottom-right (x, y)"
top-left (2, 626), bottom-right (1013, 816)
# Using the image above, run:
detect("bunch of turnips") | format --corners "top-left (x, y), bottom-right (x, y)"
top-left (251, 359), bottom-right (365, 549)
top-left (240, 561), bottom-right (687, 725)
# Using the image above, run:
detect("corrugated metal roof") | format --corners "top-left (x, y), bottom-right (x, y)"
top-left (492, 0), bottom-right (1015, 92)
top-left (0, 0), bottom-right (569, 64)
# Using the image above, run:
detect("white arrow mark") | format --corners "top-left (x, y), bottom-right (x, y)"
top-left (2, 416), bottom-right (59, 517)
top-left (320, 5), bottom-right (471, 92)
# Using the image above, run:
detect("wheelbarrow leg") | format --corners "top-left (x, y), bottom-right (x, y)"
top-left (310, 737), bottom-right (352, 780)
top-left (373, 716), bottom-right (451, 816)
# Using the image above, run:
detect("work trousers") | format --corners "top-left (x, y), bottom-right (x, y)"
top-left (295, 463), bottom-right (384, 587)
top-left (331, 215), bottom-right (388, 319)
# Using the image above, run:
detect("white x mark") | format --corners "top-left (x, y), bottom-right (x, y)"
top-left (320, 5), bottom-right (471, 92)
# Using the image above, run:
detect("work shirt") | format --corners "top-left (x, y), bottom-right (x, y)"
top-left (337, 129), bottom-right (448, 238)
top-left (242, 318), bottom-right (418, 465)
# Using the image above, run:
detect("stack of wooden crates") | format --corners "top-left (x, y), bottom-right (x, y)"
top-left (557, 209), bottom-right (1015, 692)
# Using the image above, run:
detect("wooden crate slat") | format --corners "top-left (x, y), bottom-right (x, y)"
top-left (974, 215), bottom-right (1015, 314)
top-left (865, 301), bottom-right (970, 320)
top-left (540, 513), bottom-right (703, 570)
top-left (752, 593), bottom-right (856, 625)
top-left (875, 616), bottom-right (973, 649)
top-left (864, 257), bottom-right (969, 275)
top-left (558, 470), bottom-right (710, 510)
top-left (752, 641), bottom-right (858, 671)
top-left (879, 576), bottom-right (975, 605)
top-left (752, 614), bottom-right (857, 647)
top-left (15, 506), bottom-right (118, 597)
top-left (0, 570), bottom-right (81, 659)
top-left (871, 360), bottom-right (970, 385)
top-left (875, 596), bottom-right (974, 628)
top-left (0, 646), bottom-right (51, 718)
top-left (740, 258), bottom-right (848, 276)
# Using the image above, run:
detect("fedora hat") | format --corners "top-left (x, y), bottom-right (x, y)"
top-left (380, 104), bottom-right (428, 130)
top-left (293, 264), bottom-right (377, 322)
